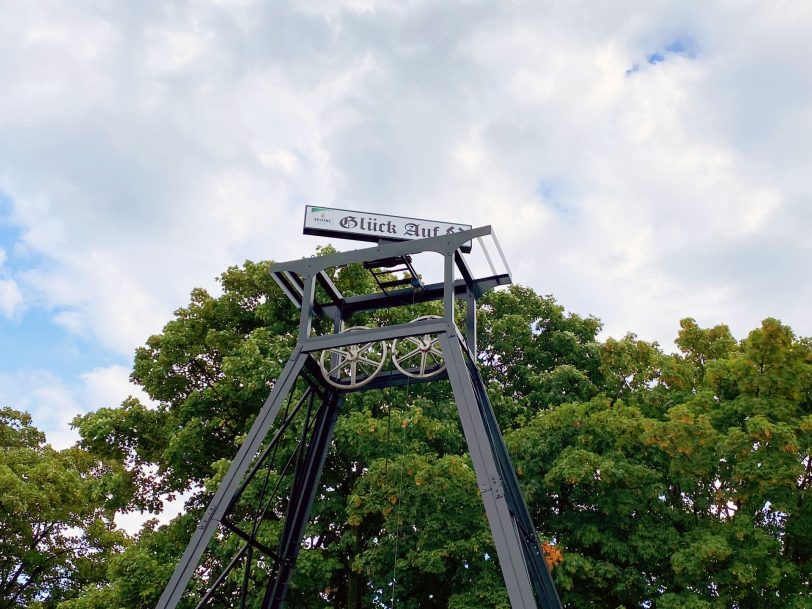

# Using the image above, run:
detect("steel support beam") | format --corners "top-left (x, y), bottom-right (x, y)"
top-left (262, 392), bottom-right (343, 608)
top-left (321, 274), bottom-right (510, 319)
top-left (459, 343), bottom-right (563, 609)
top-left (439, 331), bottom-right (540, 609)
top-left (300, 318), bottom-right (448, 352)
top-left (465, 288), bottom-right (477, 355)
top-left (272, 225), bottom-right (494, 277)
top-left (155, 347), bottom-right (310, 609)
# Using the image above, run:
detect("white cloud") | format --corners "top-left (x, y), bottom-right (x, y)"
top-left (81, 365), bottom-right (155, 410)
top-left (258, 150), bottom-right (300, 174)
top-left (0, 1), bottom-right (808, 375)
top-left (0, 365), bottom-right (154, 449)
top-left (0, 279), bottom-right (23, 318)
top-left (0, 248), bottom-right (24, 318)
top-left (0, 0), bottom-right (810, 540)
top-left (0, 369), bottom-right (80, 448)
top-left (115, 488), bottom-right (193, 535)
top-left (144, 27), bottom-right (207, 74)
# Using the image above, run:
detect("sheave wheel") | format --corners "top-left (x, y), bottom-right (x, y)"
top-left (391, 315), bottom-right (445, 379)
top-left (319, 326), bottom-right (387, 389)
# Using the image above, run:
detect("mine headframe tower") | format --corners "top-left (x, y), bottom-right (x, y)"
top-left (155, 224), bottom-right (563, 609)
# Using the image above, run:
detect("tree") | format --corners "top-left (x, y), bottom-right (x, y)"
top-left (508, 319), bottom-right (812, 608)
top-left (65, 254), bottom-right (811, 608)
top-left (0, 408), bottom-right (127, 608)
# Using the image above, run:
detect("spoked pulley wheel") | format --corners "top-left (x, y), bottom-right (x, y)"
top-left (391, 315), bottom-right (446, 379)
top-left (319, 326), bottom-right (388, 389)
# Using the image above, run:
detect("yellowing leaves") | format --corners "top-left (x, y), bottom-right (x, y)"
top-left (541, 542), bottom-right (564, 570)
top-left (347, 514), bottom-right (362, 527)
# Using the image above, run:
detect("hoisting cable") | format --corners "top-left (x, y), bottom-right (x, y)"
top-left (382, 354), bottom-right (403, 609)
top-left (386, 286), bottom-right (421, 609)
top-left (390, 380), bottom-right (406, 609)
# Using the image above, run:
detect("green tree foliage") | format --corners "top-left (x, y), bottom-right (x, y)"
top-left (510, 318), bottom-right (812, 608)
top-left (0, 408), bottom-right (127, 608)
top-left (66, 256), bottom-right (811, 609)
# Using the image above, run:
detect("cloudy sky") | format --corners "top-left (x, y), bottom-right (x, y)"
top-left (1, 0), bottom-right (811, 449)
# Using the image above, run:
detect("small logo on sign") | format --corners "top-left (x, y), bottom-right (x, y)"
top-left (311, 208), bottom-right (331, 224)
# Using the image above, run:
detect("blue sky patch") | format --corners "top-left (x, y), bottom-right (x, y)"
top-left (666, 37), bottom-right (698, 58)
top-left (0, 194), bottom-right (18, 252)
top-left (0, 193), bottom-right (125, 381)
top-left (0, 307), bottom-right (124, 376)
top-left (0, 194), bottom-right (36, 274)
top-left (628, 36), bottom-right (698, 75)
top-left (537, 179), bottom-right (574, 220)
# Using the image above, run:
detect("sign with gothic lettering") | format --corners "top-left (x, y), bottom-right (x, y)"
top-left (303, 205), bottom-right (472, 249)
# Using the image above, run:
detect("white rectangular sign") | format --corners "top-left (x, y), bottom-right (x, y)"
top-left (303, 205), bottom-right (472, 246)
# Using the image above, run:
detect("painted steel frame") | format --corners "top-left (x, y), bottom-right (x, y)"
top-left (155, 226), bottom-right (563, 609)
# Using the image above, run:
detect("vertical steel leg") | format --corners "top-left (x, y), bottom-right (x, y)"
top-left (156, 347), bottom-right (310, 609)
top-left (439, 330), bottom-right (561, 609)
top-left (465, 289), bottom-right (477, 354)
top-left (263, 392), bottom-right (344, 609)
top-left (460, 343), bottom-right (563, 609)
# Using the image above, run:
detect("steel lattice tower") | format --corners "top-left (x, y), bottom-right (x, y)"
top-left (156, 226), bottom-right (563, 609)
